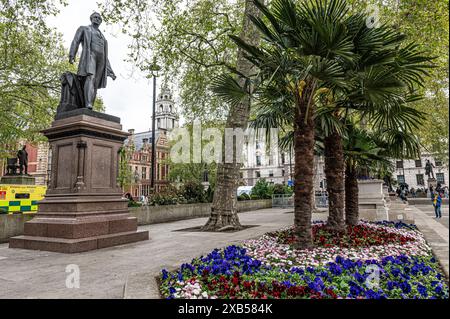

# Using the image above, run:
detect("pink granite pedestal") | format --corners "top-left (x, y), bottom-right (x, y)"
top-left (9, 110), bottom-right (148, 253)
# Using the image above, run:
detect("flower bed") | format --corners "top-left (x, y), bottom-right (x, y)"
top-left (159, 221), bottom-right (448, 299)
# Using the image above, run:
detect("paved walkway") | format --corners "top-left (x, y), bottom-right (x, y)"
top-left (408, 204), bottom-right (449, 278)
top-left (0, 208), bottom-right (325, 299)
top-left (1, 205), bottom-right (447, 299)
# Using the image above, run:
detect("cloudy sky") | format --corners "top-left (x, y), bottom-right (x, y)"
top-left (47, 0), bottom-right (164, 133)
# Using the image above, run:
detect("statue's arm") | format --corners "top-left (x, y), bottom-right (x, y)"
top-left (106, 58), bottom-right (116, 80)
top-left (69, 27), bottom-right (84, 63)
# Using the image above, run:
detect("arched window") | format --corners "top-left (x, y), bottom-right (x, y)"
top-left (159, 105), bottom-right (163, 112)
top-left (169, 105), bottom-right (172, 112)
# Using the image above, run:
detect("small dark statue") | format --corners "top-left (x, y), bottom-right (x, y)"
top-left (17, 145), bottom-right (28, 175)
top-left (425, 160), bottom-right (435, 179)
top-left (57, 12), bottom-right (116, 114)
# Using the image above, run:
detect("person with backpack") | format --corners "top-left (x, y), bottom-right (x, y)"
top-left (432, 191), bottom-right (443, 219)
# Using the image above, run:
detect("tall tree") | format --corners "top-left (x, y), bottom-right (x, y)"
top-left (101, 0), bottom-right (262, 230)
top-left (202, 0), bottom-right (262, 231)
top-left (214, 0), bottom-right (358, 248)
top-left (0, 0), bottom-right (70, 155)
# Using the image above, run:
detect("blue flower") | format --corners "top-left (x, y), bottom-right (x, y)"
top-left (434, 285), bottom-right (443, 294)
top-left (161, 269), bottom-right (169, 280)
top-left (327, 263), bottom-right (342, 275)
top-left (400, 281), bottom-right (412, 294)
top-left (387, 281), bottom-right (396, 290)
top-left (169, 287), bottom-right (176, 294)
top-left (417, 284), bottom-right (428, 297)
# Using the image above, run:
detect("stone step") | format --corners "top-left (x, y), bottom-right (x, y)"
top-left (9, 230), bottom-right (149, 253)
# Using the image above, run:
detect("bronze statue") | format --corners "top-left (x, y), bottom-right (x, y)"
top-left (69, 12), bottom-right (116, 109)
top-left (17, 145), bottom-right (28, 175)
top-left (425, 159), bottom-right (435, 179)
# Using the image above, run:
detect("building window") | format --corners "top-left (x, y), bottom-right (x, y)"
top-left (256, 141), bottom-right (261, 150)
top-left (269, 170), bottom-right (274, 177)
top-left (172, 119), bottom-right (175, 128)
top-left (396, 161), bottom-right (403, 169)
top-left (282, 169), bottom-right (285, 176)
top-left (256, 171), bottom-right (261, 178)
top-left (436, 173), bottom-right (445, 184)
top-left (415, 159), bottom-right (422, 168)
top-left (142, 167), bottom-right (147, 180)
top-left (157, 119), bottom-right (160, 128)
top-left (281, 153), bottom-right (285, 164)
top-left (397, 175), bottom-right (405, 184)
top-left (256, 155), bottom-right (261, 166)
top-left (416, 174), bottom-right (424, 186)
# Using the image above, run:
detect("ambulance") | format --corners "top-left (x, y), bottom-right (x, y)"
top-left (0, 184), bottom-right (46, 214)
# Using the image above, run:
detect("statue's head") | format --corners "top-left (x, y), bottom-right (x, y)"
top-left (22, 145), bottom-right (26, 150)
top-left (90, 12), bottom-right (102, 26)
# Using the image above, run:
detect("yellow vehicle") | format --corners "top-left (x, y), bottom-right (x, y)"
top-left (0, 184), bottom-right (46, 214)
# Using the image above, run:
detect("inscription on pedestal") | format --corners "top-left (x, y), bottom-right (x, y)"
top-left (56, 143), bottom-right (74, 189)
top-left (92, 144), bottom-right (112, 188)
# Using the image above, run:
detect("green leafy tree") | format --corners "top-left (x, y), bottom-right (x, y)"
top-left (0, 0), bottom-right (70, 153)
top-left (117, 145), bottom-right (133, 190)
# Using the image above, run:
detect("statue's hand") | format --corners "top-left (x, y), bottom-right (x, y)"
top-left (69, 57), bottom-right (74, 64)
top-left (111, 74), bottom-right (117, 81)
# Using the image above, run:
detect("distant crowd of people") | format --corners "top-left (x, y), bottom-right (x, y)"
top-left (394, 183), bottom-right (447, 219)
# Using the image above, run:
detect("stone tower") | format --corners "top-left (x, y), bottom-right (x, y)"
top-left (154, 85), bottom-right (179, 131)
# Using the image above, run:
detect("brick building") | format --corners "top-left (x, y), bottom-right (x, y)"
top-left (123, 86), bottom-right (179, 198)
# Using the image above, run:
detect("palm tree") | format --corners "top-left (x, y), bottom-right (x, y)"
top-left (213, 0), bottom-right (356, 248)
top-left (316, 11), bottom-right (434, 231)
top-left (343, 124), bottom-right (422, 225)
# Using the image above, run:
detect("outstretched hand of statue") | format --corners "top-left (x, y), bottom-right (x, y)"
top-left (69, 56), bottom-right (75, 64)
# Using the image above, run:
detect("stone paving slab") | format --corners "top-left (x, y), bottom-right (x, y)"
top-left (409, 205), bottom-right (449, 279)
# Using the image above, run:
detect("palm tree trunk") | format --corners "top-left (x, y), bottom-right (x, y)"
top-left (345, 162), bottom-right (359, 225)
top-left (293, 81), bottom-right (316, 249)
top-left (202, 0), bottom-right (261, 231)
top-left (324, 132), bottom-right (346, 231)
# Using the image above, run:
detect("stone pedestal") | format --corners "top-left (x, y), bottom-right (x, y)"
top-left (428, 178), bottom-right (437, 188)
top-left (0, 175), bottom-right (35, 185)
top-left (9, 110), bottom-right (148, 253)
top-left (358, 179), bottom-right (388, 221)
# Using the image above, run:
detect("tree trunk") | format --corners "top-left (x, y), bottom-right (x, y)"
top-left (293, 81), bottom-right (316, 249)
top-left (324, 132), bottom-right (346, 231)
top-left (202, 0), bottom-right (261, 231)
top-left (345, 162), bottom-right (359, 225)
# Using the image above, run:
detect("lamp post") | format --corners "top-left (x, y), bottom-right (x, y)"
top-left (148, 58), bottom-right (161, 192)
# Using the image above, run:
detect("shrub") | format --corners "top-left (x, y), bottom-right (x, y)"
top-left (180, 180), bottom-right (207, 203)
top-left (128, 200), bottom-right (142, 207)
top-left (238, 193), bottom-right (251, 201)
top-left (251, 179), bottom-right (273, 199)
top-left (150, 185), bottom-right (185, 206)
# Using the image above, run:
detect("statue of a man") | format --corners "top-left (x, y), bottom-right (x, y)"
top-left (425, 159), bottom-right (435, 179)
top-left (17, 145), bottom-right (28, 175)
top-left (69, 12), bottom-right (116, 109)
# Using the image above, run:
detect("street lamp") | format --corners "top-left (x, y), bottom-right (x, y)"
top-left (147, 57), bottom-right (161, 192)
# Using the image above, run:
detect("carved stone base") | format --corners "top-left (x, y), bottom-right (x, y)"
top-left (9, 111), bottom-right (149, 253)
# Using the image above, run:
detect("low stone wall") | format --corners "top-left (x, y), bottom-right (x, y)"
top-left (0, 214), bottom-right (34, 243)
top-left (0, 199), bottom-right (272, 242)
top-left (407, 198), bottom-right (449, 205)
top-left (130, 199), bottom-right (272, 225)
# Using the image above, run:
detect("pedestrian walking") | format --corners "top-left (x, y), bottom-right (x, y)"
top-left (432, 191), bottom-right (442, 219)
